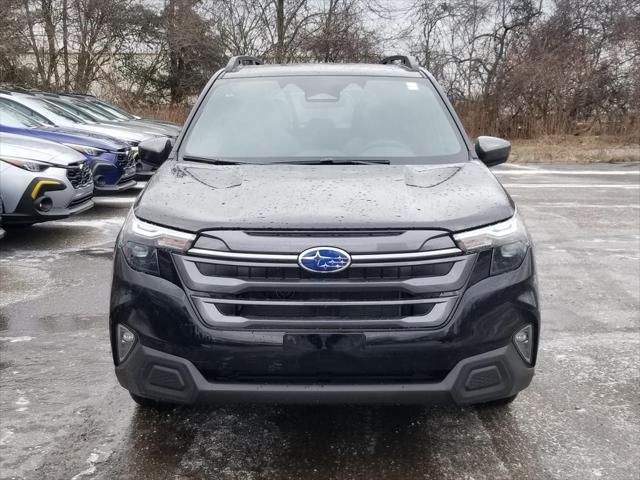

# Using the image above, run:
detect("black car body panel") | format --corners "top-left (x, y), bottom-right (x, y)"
top-left (136, 161), bottom-right (514, 232)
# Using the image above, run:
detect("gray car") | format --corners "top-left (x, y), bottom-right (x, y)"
top-left (0, 132), bottom-right (94, 226)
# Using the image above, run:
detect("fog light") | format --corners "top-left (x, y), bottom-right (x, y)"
top-left (36, 197), bottom-right (53, 212)
top-left (513, 324), bottom-right (533, 364)
top-left (94, 175), bottom-right (106, 187)
top-left (117, 324), bottom-right (137, 362)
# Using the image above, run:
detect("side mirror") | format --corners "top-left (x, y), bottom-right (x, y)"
top-left (138, 137), bottom-right (173, 167)
top-left (475, 136), bottom-right (511, 167)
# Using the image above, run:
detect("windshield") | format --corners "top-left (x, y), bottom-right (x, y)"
top-left (16, 97), bottom-right (85, 126)
top-left (0, 98), bottom-right (54, 125)
top-left (0, 104), bottom-right (43, 128)
top-left (37, 98), bottom-right (86, 124)
top-left (183, 75), bottom-right (467, 164)
top-left (44, 99), bottom-right (96, 123)
top-left (94, 100), bottom-right (134, 120)
top-left (71, 99), bottom-right (118, 121)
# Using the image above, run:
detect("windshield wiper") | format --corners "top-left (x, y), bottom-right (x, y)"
top-left (182, 155), bottom-right (248, 165)
top-left (182, 156), bottom-right (390, 166)
top-left (275, 159), bottom-right (390, 165)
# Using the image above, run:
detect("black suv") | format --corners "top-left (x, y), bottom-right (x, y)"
top-left (110, 55), bottom-right (539, 407)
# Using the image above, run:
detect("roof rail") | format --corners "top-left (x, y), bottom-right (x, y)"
top-left (225, 55), bottom-right (263, 72)
top-left (380, 55), bottom-right (421, 72)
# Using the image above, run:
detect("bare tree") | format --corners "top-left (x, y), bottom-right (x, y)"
top-left (301, 0), bottom-right (380, 62)
top-left (0, 0), bottom-right (32, 84)
top-left (1, 0), bottom-right (637, 138)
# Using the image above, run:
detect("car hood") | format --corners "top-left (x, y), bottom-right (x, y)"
top-left (123, 120), bottom-right (180, 137)
top-left (0, 132), bottom-right (87, 166)
top-left (10, 126), bottom-right (128, 151)
top-left (92, 120), bottom-right (179, 138)
top-left (57, 124), bottom-right (154, 143)
top-left (135, 160), bottom-right (514, 233)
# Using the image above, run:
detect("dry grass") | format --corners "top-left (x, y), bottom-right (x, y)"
top-left (510, 136), bottom-right (640, 164)
top-left (133, 105), bottom-right (639, 164)
top-left (135, 105), bottom-right (192, 124)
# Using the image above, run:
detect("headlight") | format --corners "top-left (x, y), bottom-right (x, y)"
top-left (454, 213), bottom-right (530, 275)
top-left (1, 156), bottom-right (52, 172)
top-left (63, 143), bottom-right (106, 156)
top-left (119, 210), bottom-right (195, 276)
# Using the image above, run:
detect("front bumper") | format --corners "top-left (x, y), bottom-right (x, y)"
top-left (110, 247), bottom-right (539, 405)
top-left (92, 159), bottom-right (137, 193)
top-left (116, 341), bottom-right (533, 405)
top-left (135, 160), bottom-right (157, 179)
top-left (1, 175), bottom-right (94, 225)
top-left (94, 178), bottom-right (137, 193)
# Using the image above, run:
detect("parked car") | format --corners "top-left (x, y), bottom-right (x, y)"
top-left (0, 103), bottom-right (137, 193)
top-left (35, 93), bottom-right (181, 138)
top-left (65, 94), bottom-right (179, 130)
top-left (0, 94), bottom-right (163, 178)
top-left (110, 55), bottom-right (539, 409)
top-left (58, 94), bottom-right (181, 135)
top-left (0, 132), bottom-right (94, 226)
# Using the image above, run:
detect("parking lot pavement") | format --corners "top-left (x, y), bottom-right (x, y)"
top-left (1, 164), bottom-right (638, 480)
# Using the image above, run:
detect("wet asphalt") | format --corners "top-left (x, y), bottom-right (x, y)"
top-left (1, 163), bottom-right (639, 480)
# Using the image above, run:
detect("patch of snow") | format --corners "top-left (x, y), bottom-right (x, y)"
top-left (0, 336), bottom-right (33, 343)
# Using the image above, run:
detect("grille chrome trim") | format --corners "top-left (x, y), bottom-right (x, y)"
top-left (201, 296), bottom-right (452, 307)
top-left (193, 296), bottom-right (454, 327)
top-left (352, 248), bottom-right (462, 262)
top-left (175, 256), bottom-right (472, 295)
top-left (186, 247), bottom-right (463, 263)
top-left (175, 243), bottom-right (473, 330)
top-left (188, 248), bottom-right (297, 261)
top-left (183, 253), bottom-right (465, 269)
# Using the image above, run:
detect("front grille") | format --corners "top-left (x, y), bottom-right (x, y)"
top-left (214, 302), bottom-right (435, 320)
top-left (115, 149), bottom-right (136, 169)
top-left (219, 290), bottom-right (430, 301)
top-left (173, 236), bottom-right (476, 330)
top-left (195, 262), bottom-right (454, 281)
top-left (66, 162), bottom-right (92, 188)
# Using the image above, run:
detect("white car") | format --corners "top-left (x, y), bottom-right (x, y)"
top-left (0, 133), bottom-right (94, 226)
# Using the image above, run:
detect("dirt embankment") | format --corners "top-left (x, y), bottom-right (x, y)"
top-left (509, 136), bottom-right (639, 164)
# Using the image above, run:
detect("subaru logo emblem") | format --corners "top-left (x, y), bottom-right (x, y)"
top-left (298, 247), bottom-right (351, 273)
